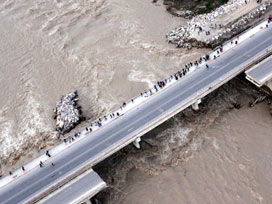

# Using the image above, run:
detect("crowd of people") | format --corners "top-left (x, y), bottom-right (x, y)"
top-left (8, 43), bottom-right (227, 177)
top-left (7, 17), bottom-right (272, 178)
top-left (68, 45), bottom-right (227, 138)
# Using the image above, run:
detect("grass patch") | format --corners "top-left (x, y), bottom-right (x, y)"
top-left (164, 0), bottom-right (230, 15)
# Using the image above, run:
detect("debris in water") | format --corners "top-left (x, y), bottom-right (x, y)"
top-left (249, 95), bottom-right (266, 107)
top-left (54, 91), bottom-right (84, 134)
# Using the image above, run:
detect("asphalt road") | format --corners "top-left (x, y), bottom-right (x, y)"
top-left (42, 169), bottom-right (106, 204)
top-left (246, 56), bottom-right (272, 86)
top-left (0, 25), bottom-right (272, 204)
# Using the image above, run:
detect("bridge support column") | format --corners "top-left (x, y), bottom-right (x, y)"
top-left (133, 137), bottom-right (141, 149)
top-left (85, 199), bottom-right (91, 204)
top-left (192, 99), bottom-right (201, 111)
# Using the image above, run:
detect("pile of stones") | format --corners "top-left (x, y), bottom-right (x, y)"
top-left (166, 7), bottom-right (194, 19)
top-left (166, 0), bottom-right (272, 49)
top-left (206, 1), bottom-right (272, 47)
top-left (54, 91), bottom-right (84, 134)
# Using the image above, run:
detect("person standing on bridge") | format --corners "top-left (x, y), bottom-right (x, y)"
top-left (220, 45), bottom-right (223, 53)
top-left (268, 15), bottom-right (272, 23)
top-left (46, 150), bottom-right (51, 157)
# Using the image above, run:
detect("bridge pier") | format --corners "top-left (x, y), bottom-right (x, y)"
top-left (133, 137), bottom-right (141, 149)
top-left (85, 199), bottom-right (91, 204)
top-left (192, 99), bottom-right (201, 111)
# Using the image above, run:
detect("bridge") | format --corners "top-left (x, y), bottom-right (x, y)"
top-left (245, 56), bottom-right (272, 88)
top-left (0, 20), bottom-right (272, 204)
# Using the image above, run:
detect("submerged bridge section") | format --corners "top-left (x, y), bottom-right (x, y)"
top-left (0, 22), bottom-right (272, 204)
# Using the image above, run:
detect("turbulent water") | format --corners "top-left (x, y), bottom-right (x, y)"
top-left (1, 0), bottom-right (272, 203)
top-left (115, 102), bottom-right (272, 204)
top-left (0, 0), bottom-right (207, 171)
top-left (94, 80), bottom-right (272, 204)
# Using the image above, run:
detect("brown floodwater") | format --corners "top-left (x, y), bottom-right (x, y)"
top-left (0, 0), bottom-right (208, 172)
top-left (1, 1), bottom-right (271, 203)
top-left (118, 103), bottom-right (272, 204)
top-left (94, 80), bottom-right (272, 204)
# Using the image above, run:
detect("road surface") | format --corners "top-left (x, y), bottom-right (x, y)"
top-left (0, 25), bottom-right (272, 204)
top-left (246, 56), bottom-right (272, 87)
top-left (42, 169), bottom-right (106, 204)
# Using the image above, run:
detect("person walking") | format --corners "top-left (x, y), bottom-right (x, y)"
top-left (206, 64), bottom-right (209, 69)
top-left (22, 166), bottom-right (25, 171)
top-left (46, 150), bottom-right (51, 157)
top-left (51, 161), bottom-right (54, 167)
top-left (39, 161), bottom-right (44, 168)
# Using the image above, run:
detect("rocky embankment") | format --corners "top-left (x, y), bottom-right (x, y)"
top-left (54, 91), bottom-right (85, 134)
top-left (166, 0), bottom-right (272, 49)
top-left (164, 0), bottom-right (229, 18)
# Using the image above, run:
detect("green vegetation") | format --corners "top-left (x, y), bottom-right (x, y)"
top-left (164, 0), bottom-right (230, 15)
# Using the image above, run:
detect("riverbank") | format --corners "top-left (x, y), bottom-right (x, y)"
top-left (164, 0), bottom-right (228, 17)
top-left (166, 0), bottom-right (272, 49)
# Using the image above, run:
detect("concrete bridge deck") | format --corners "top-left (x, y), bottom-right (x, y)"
top-left (0, 20), bottom-right (272, 204)
top-left (245, 56), bottom-right (272, 87)
top-left (42, 169), bottom-right (106, 204)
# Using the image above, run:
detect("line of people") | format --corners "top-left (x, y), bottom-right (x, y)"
top-left (6, 31), bottom-right (246, 179)
top-left (5, 40), bottom-right (230, 178)
top-left (9, 150), bottom-right (55, 176)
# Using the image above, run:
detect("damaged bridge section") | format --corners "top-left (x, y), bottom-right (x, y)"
top-left (245, 56), bottom-right (272, 90)
top-left (41, 169), bottom-right (106, 204)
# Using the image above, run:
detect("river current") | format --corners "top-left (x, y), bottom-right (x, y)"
top-left (1, 1), bottom-right (271, 203)
top-left (0, 0), bottom-right (206, 170)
